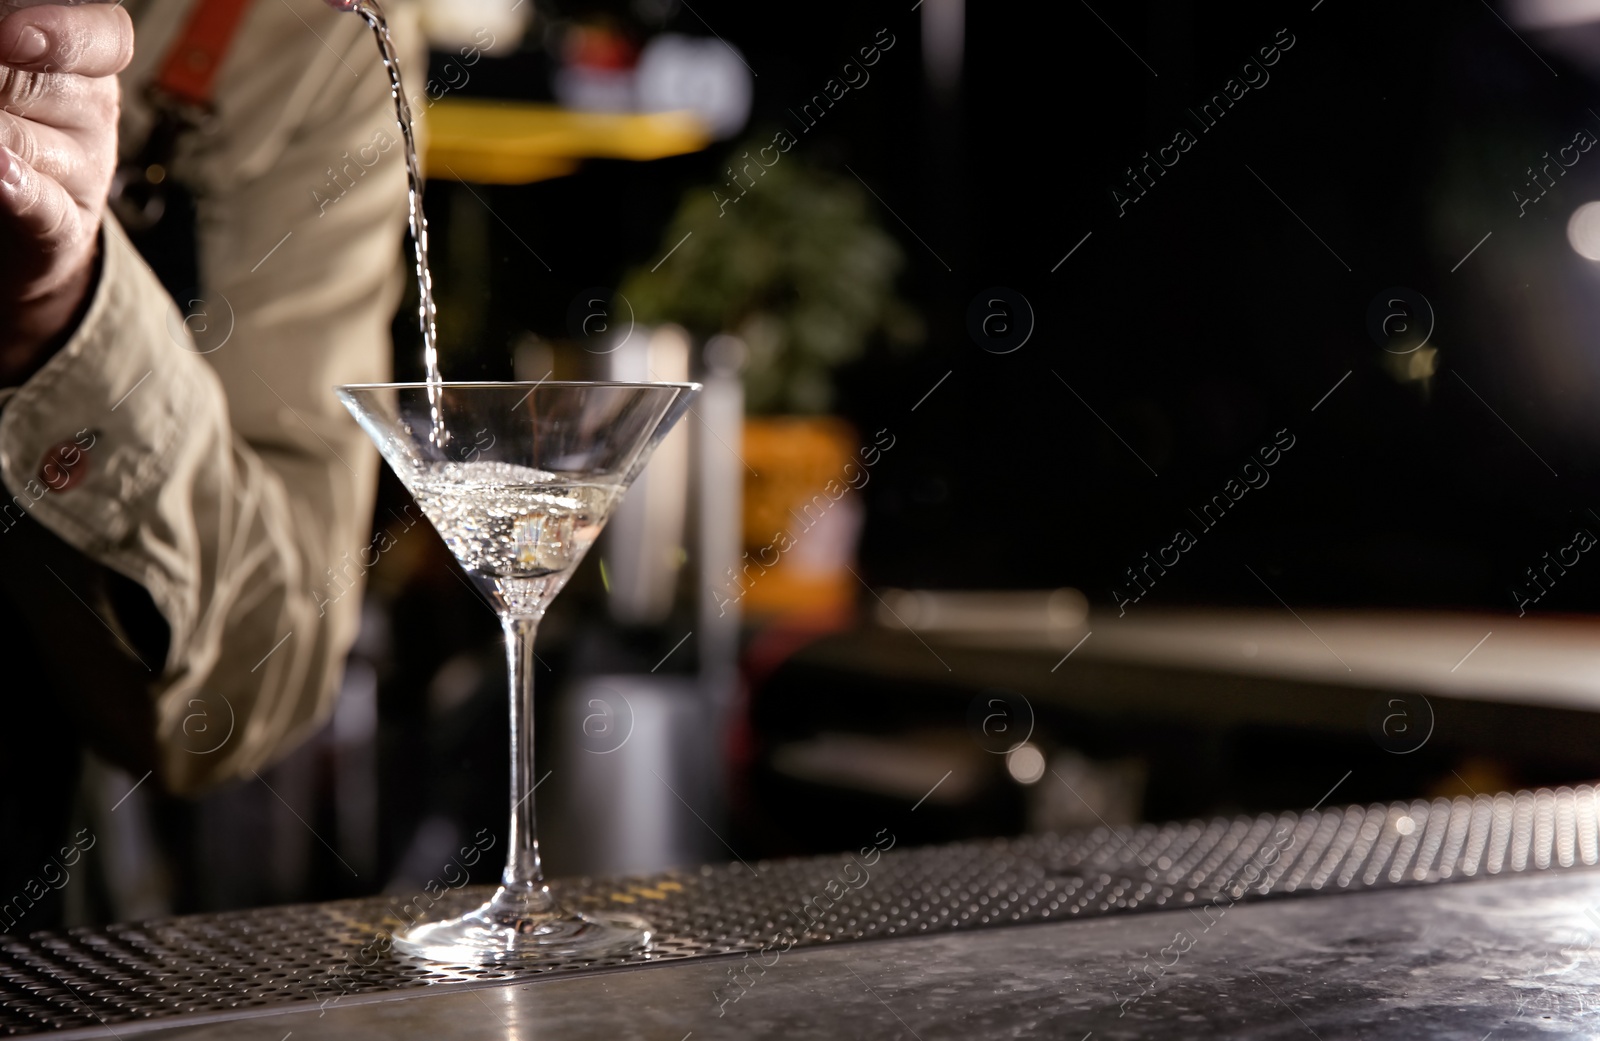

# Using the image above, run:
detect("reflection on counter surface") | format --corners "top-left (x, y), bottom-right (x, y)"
top-left (118, 872), bottom-right (1600, 1041)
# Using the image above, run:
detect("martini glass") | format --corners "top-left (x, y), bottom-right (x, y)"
top-left (337, 381), bottom-right (699, 963)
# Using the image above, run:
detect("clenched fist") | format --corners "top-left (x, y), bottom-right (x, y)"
top-left (0, 2), bottom-right (133, 382)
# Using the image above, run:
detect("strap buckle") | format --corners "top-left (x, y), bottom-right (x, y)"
top-left (108, 96), bottom-right (212, 233)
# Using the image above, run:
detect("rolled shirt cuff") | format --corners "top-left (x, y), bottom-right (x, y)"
top-left (0, 215), bottom-right (223, 657)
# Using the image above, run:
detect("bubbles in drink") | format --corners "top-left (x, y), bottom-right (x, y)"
top-left (407, 461), bottom-right (619, 580)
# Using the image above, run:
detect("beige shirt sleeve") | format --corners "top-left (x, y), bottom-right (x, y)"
top-left (0, 0), bottom-right (425, 793)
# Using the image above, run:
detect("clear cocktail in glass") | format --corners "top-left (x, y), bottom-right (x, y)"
top-left (338, 380), bottom-right (698, 963)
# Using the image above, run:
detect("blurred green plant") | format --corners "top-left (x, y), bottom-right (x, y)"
top-left (618, 140), bottom-right (923, 414)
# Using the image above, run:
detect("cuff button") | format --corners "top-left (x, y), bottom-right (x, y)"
top-left (39, 438), bottom-right (92, 493)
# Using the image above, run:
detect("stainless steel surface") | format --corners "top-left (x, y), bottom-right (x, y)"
top-left (829, 611), bottom-right (1600, 711)
top-left (3, 784), bottom-right (1598, 1035)
top-left (134, 868), bottom-right (1600, 1040)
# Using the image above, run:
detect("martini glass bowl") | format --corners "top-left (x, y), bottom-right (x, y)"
top-left (337, 380), bottom-right (699, 964)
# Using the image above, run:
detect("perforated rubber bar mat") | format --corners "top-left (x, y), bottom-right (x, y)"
top-left (5, 784), bottom-right (1600, 1035)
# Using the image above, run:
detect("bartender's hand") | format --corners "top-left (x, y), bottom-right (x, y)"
top-left (0, 3), bottom-right (133, 383)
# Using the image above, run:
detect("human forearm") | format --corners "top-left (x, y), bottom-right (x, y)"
top-left (0, 215), bottom-right (377, 793)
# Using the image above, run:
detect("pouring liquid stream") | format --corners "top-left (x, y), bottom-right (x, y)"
top-left (335, 0), bottom-right (445, 443)
top-left (12, 0), bottom-right (440, 445)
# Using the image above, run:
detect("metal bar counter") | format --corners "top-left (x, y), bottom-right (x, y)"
top-left (6, 785), bottom-right (1600, 1038)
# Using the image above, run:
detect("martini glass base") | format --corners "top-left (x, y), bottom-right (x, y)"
top-left (392, 885), bottom-right (652, 965)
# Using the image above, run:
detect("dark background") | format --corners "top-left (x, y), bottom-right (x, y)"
top-left (306, 0), bottom-right (1600, 908)
top-left (421, 0), bottom-right (1600, 617)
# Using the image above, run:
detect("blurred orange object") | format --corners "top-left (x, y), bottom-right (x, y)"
top-left (737, 417), bottom-right (863, 617)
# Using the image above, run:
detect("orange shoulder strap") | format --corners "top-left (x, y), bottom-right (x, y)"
top-left (152, 0), bottom-right (259, 111)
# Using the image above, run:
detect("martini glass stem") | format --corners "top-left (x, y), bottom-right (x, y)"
top-left (500, 613), bottom-right (554, 913)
